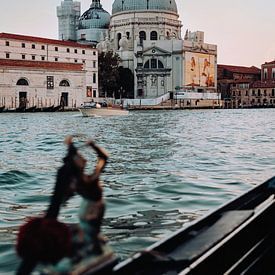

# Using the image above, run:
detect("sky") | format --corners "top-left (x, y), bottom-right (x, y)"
top-left (0, 0), bottom-right (275, 68)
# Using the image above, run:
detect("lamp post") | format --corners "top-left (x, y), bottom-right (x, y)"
top-left (175, 86), bottom-right (181, 105)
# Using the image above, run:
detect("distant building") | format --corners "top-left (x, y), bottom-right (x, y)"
top-left (58, 0), bottom-right (219, 106)
top-left (250, 61), bottom-right (275, 107)
top-left (217, 64), bottom-right (261, 108)
top-left (57, 0), bottom-right (110, 45)
top-left (0, 33), bottom-right (98, 109)
top-left (218, 62), bottom-right (275, 108)
top-left (57, 0), bottom-right (81, 41)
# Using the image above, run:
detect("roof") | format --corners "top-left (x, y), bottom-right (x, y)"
top-left (79, 7), bottom-right (110, 30)
top-left (250, 80), bottom-right (275, 89)
top-left (0, 59), bottom-right (83, 71)
top-left (218, 64), bottom-right (261, 74)
top-left (232, 79), bottom-right (252, 84)
top-left (112, 0), bottom-right (178, 14)
top-left (0, 33), bottom-right (95, 49)
top-left (262, 60), bottom-right (275, 66)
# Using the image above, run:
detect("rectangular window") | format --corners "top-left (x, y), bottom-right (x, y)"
top-left (67, 48), bottom-right (70, 53)
top-left (6, 53), bottom-right (10, 58)
top-left (22, 43), bottom-right (25, 48)
top-left (82, 50), bottom-right (85, 54)
top-left (41, 45), bottom-right (45, 50)
top-left (93, 90), bottom-right (97, 97)
top-left (32, 55), bottom-right (35, 60)
top-left (93, 61), bottom-right (96, 68)
top-left (55, 47), bottom-right (58, 51)
top-left (272, 68), bottom-right (275, 79)
top-left (264, 68), bottom-right (267, 79)
top-left (47, 76), bottom-right (54, 90)
top-left (5, 41), bottom-right (9, 46)
top-left (74, 49), bottom-right (77, 54)
top-left (93, 73), bottom-right (96, 84)
top-left (151, 59), bottom-right (157, 69)
top-left (41, 56), bottom-right (45, 61)
top-left (55, 57), bottom-right (58, 62)
top-left (93, 51), bottom-right (96, 56)
top-left (32, 44), bottom-right (35, 49)
top-left (22, 54), bottom-right (25, 60)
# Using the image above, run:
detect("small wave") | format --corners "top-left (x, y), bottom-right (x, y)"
top-left (0, 170), bottom-right (32, 189)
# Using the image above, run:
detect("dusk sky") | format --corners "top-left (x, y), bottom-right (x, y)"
top-left (0, 0), bottom-right (274, 67)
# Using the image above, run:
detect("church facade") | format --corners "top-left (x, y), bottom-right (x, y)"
top-left (57, 0), bottom-right (218, 103)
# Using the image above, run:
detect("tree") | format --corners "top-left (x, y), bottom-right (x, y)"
top-left (98, 51), bottom-right (121, 98)
top-left (117, 67), bottom-right (134, 99)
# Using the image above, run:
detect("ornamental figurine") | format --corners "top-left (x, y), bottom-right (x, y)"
top-left (16, 137), bottom-right (117, 274)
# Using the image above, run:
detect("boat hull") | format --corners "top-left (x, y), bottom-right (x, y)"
top-left (113, 176), bottom-right (275, 275)
top-left (79, 107), bottom-right (129, 117)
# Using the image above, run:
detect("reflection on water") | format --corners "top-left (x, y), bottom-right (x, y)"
top-left (0, 109), bottom-right (275, 272)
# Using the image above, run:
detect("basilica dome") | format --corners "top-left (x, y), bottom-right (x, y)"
top-left (112, 0), bottom-right (178, 14)
top-left (78, 0), bottom-right (110, 30)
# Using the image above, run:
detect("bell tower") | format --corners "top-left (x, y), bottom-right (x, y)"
top-left (57, 0), bottom-right (81, 41)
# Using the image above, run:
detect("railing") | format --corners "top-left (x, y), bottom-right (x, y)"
top-left (121, 93), bottom-right (170, 107)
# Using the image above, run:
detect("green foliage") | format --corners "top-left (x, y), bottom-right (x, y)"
top-left (98, 51), bottom-right (121, 97)
top-left (117, 67), bottom-right (134, 99)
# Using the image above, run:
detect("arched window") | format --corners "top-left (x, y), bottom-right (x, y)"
top-left (144, 60), bottom-right (150, 68)
top-left (150, 31), bottom-right (158, 40)
top-left (117, 33), bottom-right (122, 50)
top-left (59, 80), bottom-right (70, 87)
top-left (144, 59), bottom-right (165, 69)
top-left (158, 60), bottom-right (164, 68)
top-left (16, 78), bottom-right (29, 86)
top-left (151, 59), bottom-right (157, 69)
top-left (139, 31), bottom-right (146, 43)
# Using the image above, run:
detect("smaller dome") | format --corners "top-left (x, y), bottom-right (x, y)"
top-left (78, 0), bottom-right (110, 30)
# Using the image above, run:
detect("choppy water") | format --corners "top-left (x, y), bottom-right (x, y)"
top-left (0, 109), bottom-right (275, 273)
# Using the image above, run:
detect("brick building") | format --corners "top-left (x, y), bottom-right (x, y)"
top-left (217, 64), bottom-right (261, 108)
top-left (218, 62), bottom-right (275, 108)
top-left (250, 61), bottom-right (275, 107)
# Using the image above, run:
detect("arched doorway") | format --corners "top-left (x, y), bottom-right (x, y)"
top-left (16, 78), bottom-right (29, 109)
top-left (59, 80), bottom-right (70, 108)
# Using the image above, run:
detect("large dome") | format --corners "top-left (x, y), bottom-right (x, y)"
top-left (112, 0), bottom-right (178, 14)
top-left (78, 0), bottom-right (110, 30)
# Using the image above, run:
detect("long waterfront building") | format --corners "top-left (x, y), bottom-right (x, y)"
top-left (0, 33), bottom-right (98, 109)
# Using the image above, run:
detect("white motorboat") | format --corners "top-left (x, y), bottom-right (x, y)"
top-left (79, 102), bottom-right (129, 117)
